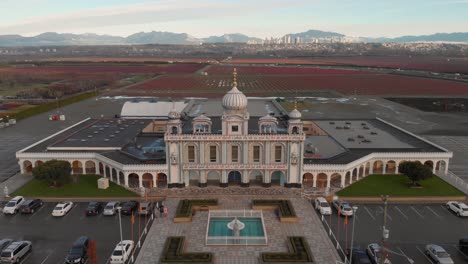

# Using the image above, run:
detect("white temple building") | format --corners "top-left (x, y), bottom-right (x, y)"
top-left (16, 70), bottom-right (452, 191)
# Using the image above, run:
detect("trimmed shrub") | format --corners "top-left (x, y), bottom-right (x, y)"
top-left (262, 237), bottom-right (313, 263)
top-left (161, 236), bottom-right (212, 263)
top-left (252, 200), bottom-right (296, 218)
top-left (175, 199), bottom-right (218, 218)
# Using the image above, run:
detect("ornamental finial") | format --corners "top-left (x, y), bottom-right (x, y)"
top-left (233, 68), bottom-right (237, 87)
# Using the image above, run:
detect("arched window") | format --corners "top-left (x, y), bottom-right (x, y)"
top-left (292, 126), bottom-right (299, 134)
top-left (171, 126), bottom-right (178, 134)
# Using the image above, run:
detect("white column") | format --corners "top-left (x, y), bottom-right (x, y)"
top-left (382, 163), bottom-right (386, 174)
top-left (81, 160), bottom-right (85, 174)
top-left (340, 173), bottom-right (346, 188)
top-left (313, 174), bottom-right (317, 188)
top-left (444, 160), bottom-right (449, 175)
top-left (94, 161), bottom-right (99, 175)
top-left (19, 161), bottom-right (25, 174)
top-left (326, 174), bottom-right (331, 189)
top-left (348, 171), bottom-right (352, 184)
top-left (138, 173), bottom-right (143, 188)
top-left (369, 163), bottom-right (374, 175)
top-left (153, 172), bottom-right (158, 188)
top-left (124, 172), bottom-right (129, 187)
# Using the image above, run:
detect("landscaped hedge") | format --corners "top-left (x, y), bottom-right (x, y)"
top-left (10, 91), bottom-right (98, 120)
top-left (161, 236), bottom-right (213, 263)
top-left (252, 200), bottom-right (296, 218)
top-left (175, 199), bottom-right (218, 218)
top-left (262, 237), bottom-right (313, 263)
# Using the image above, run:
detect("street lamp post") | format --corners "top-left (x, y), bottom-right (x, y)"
top-left (349, 206), bottom-right (358, 264)
top-left (380, 195), bottom-right (389, 264)
top-left (116, 206), bottom-right (125, 262)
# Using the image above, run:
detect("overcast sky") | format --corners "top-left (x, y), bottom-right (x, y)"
top-left (1, 0), bottom-right (467, 38)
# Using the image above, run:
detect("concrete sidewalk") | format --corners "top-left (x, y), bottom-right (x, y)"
top-left (0, 173), bottom-right (33, 200)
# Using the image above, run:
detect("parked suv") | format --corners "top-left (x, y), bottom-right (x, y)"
top-left (103, 201), bottom-right (121, 216)
top-left (2, 196), bottom-right (25, 215)
top-left (314, 197), bottom-right (332, 215)
top-left (65, 236), bottom-right (89, 264)
top-left (121, 201), bottom-right (138, 215)
top-left (138, 202), bottom-right (153, 216)
top-left (85, 202), bottom-right (103, 216)
top-left (0, 241), bottom-right (32, 263)
top-left (20, 199), bottom-right (43, 214)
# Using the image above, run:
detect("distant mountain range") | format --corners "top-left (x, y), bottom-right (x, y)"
top-left (0, 30), bottom-right (467, 46)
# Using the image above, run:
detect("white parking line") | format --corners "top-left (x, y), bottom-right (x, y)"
top-left (410, 206), bottom-right (424, 219)
top-left (28, 206), bottom-right (44, 220)
top-left (19, 252), bottom-right (32, 264)
top-left (425, 206), bottom-right (442, 218)
top-left (416, 246), bottom-right (434, 263)
top-left (394, 206), bottom-right (409, 220)
top-left (363, 206), bottom-right (376, 220)
top-left (453, 245), bottom-right (468, 260)
top-left (40, 251), bottom-right (53, 264)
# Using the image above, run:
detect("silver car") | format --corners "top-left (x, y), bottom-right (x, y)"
top-left (0, 241), bottom-right (32, 263)
top-left (104, 201), bottom-right (121, 216)
top-left (425, 244), bottom-right (454, 264)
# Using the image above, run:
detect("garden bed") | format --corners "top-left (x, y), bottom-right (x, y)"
top-left (261, 237), bottom-right (313, 263)
top-left (174, 199), bottom-right (218, 223)
top-left (161, 236), bottom-right (213, 263)
top-left (252, 200), bottom-right (297, 222)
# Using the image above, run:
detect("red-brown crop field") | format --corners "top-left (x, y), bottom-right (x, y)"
top-left (128, 74), bottom-right (468, 96)
top-left (205, 65), bottom-right (370, 75)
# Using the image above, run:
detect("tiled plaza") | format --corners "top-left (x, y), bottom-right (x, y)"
top-left (136, 196), bottom-right (340, 264)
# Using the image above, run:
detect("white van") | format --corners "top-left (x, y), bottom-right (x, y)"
top-left (314, 197), bottom-right (332, 215)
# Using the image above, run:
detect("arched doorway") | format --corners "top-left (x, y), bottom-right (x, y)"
top-left (365, 162), bottom-right (371, 176)
top-left (189, 171), bottom-right (200, 187)
top-left (35, 160), bottom-right (44, 167)
top-left (249, 170), bottom-right (263, 186)
top-left (142, 173), bottom-right (153, 188)
top-left (228, 171), bottom-right (242, 186)
top-left (352, 168), bottom-right (358, 182)
top-left (373, 160), bottom-right (383, 174)
top-left (157, 173), bottom-right (168, 188)
top-left (99, 163), bottom-right (104, 175)
top-left (271, 171), bottom-right (285, 186)
top-left (436, 160), bottom-right (446, 173)
top-left (386, 160), bottom-right (397, 174)
top-left (85, 161), bottom-right (96, 174)
top-left (331, 173), bottom-right (342, 188)
top-left (72, 160), bottom-right (83, 174)
top-left (23, 160), bottom-right (33, 173)
top-left (111, 168), bottom-right (117, 182)
top-left (424, 160), bottom-right (434, 171)
top-left (302, 173), bottom-right (314, 188)
top-left (207, 171), bottom-right (220, 187)
top-left (128, 173), bottom-right (140, 188)
top-left (316, 173), bottom-right (328, 189)
top-left (359, 166), bottom-right (364, 178)
top-left (345, 171), bottom-right (351, 185)
top-left (119, 172), bottom-right (125, 185)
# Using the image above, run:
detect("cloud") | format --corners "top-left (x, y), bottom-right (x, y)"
top-left (0, 0), bottom-right (310, 36)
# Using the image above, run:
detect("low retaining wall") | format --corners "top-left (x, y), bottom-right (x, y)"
top-left (252, 205), bottom-right (298, 223)
top-left (338, 196), bottom-right (467, 204)
top-left (174, 205), bottom-right (219, 223)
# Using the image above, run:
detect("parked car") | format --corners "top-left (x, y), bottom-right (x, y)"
top-left (347, 248), bottom-right (372, 264)
top-left (425, 244), bottom-right (454, 264)
top-left (121, 201), bottom-right (138, 215)
top-left (314, 197), bottom-right (332, 215)
top-left (52, 201), bottom-right (74, 217)
top-left (0, 239), bottom-right (13, 252)
top-left (103, 201), bottom-right (121, 216)
top-left (138, 202), bottom-right (153, 216)
top-left (85, 202), bottom-right (103, 216)
top-left (366, 243), bottom-right (391, 264)
top-left (333, 200), bottom-right (354, 216)
top-left (19, 199), bottom-right (43, 214)
top-left (459, 238), bottom-right (468, 254)
top-left (65, 236), bottom-right (89, 264)
top-left (0, 241), bottom-right (32, 263)
top-left (2, 196), bottom-right (25, 215)
top-left (110, 240), bottom-right (134, 264)
top-left (446, 201), bottom-right (468, 217)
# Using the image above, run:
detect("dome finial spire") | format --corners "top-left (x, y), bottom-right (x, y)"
top-left (233, 68), bottom-right (237, 87)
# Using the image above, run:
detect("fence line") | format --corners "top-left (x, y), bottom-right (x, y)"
top-left (127, 211), bottom-right (156, 264)
top-left (438, 171), bottom-right (468, 195)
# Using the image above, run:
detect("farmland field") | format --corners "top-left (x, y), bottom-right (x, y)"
top-left (205, 65), bottom-right (370, 75)
top-left (127, 74), bottom-right (468, 96)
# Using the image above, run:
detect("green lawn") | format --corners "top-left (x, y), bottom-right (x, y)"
top-left (13, 174), bottom-right (138, 197)
top-left (336, 174), bottom-right (465, 197)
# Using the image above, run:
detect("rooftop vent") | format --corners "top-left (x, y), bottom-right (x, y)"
top-left (120, 127), bottom-right (125, 130)
top-left (99, 128), bottom-right (104, 131)
top-left (348, 137), bottom-right (355, 142)
top-left (357, 135), bottom-right (364, 139)
top-left (80, 139), bottom-right (87, 142)
top-left (345, 121), bottom-right (351, 125)
top-left (344, 125), bottom-right (350, 129)
top-left (371, 131), bottom-right (378, 135)
top-left (362, 139), bottom-right (372, 143)
top-left (93, 131), bottom-right (99, 134)
top-left (109, 134), bottom-right (115, 138)
top-left (88, 135), bottom-right (93, 138)
top-left (336, 126), bottom-right (343, 129)
top-left (115, 131), bottom-right (120, 134)
top-left (104, 138), bottom-right (110, 141)
top-left (329, 121), bottom-right (335, 125)
top-left (363, 126), bottom-right (370, 130)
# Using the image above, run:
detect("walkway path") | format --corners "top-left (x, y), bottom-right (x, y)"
top-left (136, 196), bottom-right (340, 264)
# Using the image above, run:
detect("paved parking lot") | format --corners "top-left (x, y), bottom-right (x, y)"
top-left (0, 201), bottom-right (155, 264)
top-left (316, 203), bottom-right (468, 263)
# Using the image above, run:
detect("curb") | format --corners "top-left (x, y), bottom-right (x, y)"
top-left (337, 196), bottom-right (467, 204)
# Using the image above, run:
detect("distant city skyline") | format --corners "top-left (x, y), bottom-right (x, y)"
top-left (1, 0), bottom-right (467, 38)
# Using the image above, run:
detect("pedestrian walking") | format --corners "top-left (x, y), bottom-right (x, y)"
top-left (164, 206), bottom-right (168, 217)
top-left (159, 205), bottom-right (164, 218)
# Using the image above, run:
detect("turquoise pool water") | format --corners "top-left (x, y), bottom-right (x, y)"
top-left (208, 218), bottom-right (264, 237)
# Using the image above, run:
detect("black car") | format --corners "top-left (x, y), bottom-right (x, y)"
top-left (85, 202), bottom-right (103, 216)
top-left (460, 238), bottom-right (468, 253)
top-left (19, 199), bottom-right (43, 214)
top-left (348, 248), bottom-right (372, 264)
top-left (65, 236), bottom-right (89, 264)
top-left (121, 201), bottom-right (138, 215)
